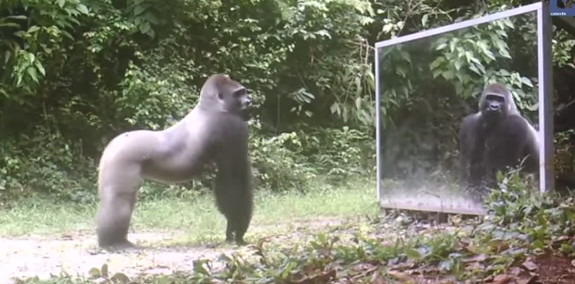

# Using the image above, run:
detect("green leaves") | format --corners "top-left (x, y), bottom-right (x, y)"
top-left (77, 4), bottom-right (89, 14)
top-left (12, 50), bottom-right (45, 88)
top-left (0, 0), bottom-right (93, 98)
top-left (126, 0), bottom-right (162, 38)
top-left (88, 264), bottom-right (132, 283)
top-left (423, 16), bottom-right (536, 105)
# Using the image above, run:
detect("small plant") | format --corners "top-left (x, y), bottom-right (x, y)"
top-left (249, 120), bottom-right (317, 193)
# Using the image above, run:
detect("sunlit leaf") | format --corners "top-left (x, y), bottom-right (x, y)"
top-left (76, 4), bottom-right (89, 14)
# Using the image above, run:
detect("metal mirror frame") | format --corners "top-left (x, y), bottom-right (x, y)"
top-left (374, 2), bottom-right (554, 214)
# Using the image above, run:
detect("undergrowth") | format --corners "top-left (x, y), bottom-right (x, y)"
top-left (0, 177), bottom-right (377, 240)
top-left (10, 171), bottom-right (575, 284)
top-left (0, 125), bottom-right (374, 204)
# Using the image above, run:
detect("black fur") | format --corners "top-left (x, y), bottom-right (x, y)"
top-left (459, 83), bottom-right (539, 195)
top-left (212, 111), bottom-right (253, 245)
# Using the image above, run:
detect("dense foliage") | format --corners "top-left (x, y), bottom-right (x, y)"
top-left (0, 0), bottom-right (573, 202)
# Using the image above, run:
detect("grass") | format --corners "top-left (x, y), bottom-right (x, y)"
top-left (6, 175), bottom-right (575, 284)
top-left (0, 178), bottom-right (379, 245)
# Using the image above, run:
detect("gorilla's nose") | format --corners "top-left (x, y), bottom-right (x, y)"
top-left (488, 103), bottom-right (499, 111)
top-left (245, 99), bottom-right (251, 106)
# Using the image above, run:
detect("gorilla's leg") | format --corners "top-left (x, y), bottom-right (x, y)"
top-left (96, 194), bottom-right (137, 248)
top-left (96, 163), bottom-right (142, 249)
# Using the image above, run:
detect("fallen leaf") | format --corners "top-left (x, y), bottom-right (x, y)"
top-left (504, 266), bottom-right (519, 277)
top-left (351, 263), bottom-right (378, 279)
top-left (489, 240), bottom-right (510, 253)
top-left (515, 275), bottom-right (537, 284)
top-left (522, 260), bottom-right (538, 271)
top-left (492, 274), bottom-right (513, 284)
top-left (387, 270), bottom-right (413, 282)
top-left (370, 270), bottom-right (386, 284)
top-left (553, 236), bottom-right (570, 243)
top-left (293, 269), bottom-right (336, 284)
top-left (463, 253), bottom-right (487, 263)
top-left (352, 262), bottom-right (377, 272)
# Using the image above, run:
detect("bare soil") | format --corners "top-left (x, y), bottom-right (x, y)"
top-left (530, 253), bottom-right (575, 283)
top-left (0, 230), bottom-right (241, 283)
top-left (0, 219), bottom-right (348, 284)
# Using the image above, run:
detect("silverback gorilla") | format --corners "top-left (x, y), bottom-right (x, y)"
top-left (459, 83), bottom-right (540, 195)
top-left (95, 74), bottom-right (253, 249)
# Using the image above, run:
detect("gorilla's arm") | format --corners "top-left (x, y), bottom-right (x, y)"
top-left (213, 119), bottom-right (253, 245)
top-left (496, 115), bottom-right (540, 173)
top-left (459, 113), bottom-right (479, 183)
top-left (516, 116), bottom-right (540, 173)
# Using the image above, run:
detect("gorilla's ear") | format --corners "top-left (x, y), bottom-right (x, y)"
top-left (218, 92), bottom-right (224, 100)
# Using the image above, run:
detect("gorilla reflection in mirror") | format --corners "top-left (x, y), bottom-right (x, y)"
top-left (459, 83), bottom-right (539, 198)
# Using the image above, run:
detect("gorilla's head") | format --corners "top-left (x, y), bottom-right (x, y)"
top-left (479, 83), bottom-right (515, 122)
top-left (218, 81), bottom-right (251, 120)
top-left (480, 93), bottom-right (507, 119)
top-left (199, 74), bottom-right (252, 120)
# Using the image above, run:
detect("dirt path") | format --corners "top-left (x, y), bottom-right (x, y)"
top-left (0, 219), bottom-right (349, 284)
top-left (0, 231), bottom-right (242, 284)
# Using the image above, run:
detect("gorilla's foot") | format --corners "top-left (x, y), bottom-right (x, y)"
top-left (92, 242), bottom-right (138, 254)
top-left (225, 229), bottom-right (235, 244)
top-left (98, 239), bottom-right (138, 251)
top-left (235, 238), bottom-right (249, 246)
top-left (225, 236), bottom-right (248, 246)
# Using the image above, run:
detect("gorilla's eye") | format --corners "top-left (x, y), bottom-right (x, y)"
top-left (234, 89), bottom-right (246, 98)
top-left (485, 94), bottom-right (505, 102)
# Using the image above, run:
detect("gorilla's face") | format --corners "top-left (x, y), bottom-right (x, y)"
top-left (480, 93), bottom-right (507, 121)
top-left (219, 86), bottom-right (251, 120)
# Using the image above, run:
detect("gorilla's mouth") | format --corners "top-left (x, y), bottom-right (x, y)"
top-left (484, 109), bottom-right (501, 115)
top-left (239, 107), bottom-right (250, 121)
top-left (482, 110), bottom-right (503, 122)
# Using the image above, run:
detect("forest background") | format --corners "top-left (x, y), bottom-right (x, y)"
top-left (0, 0), bottom-right (574, 203)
